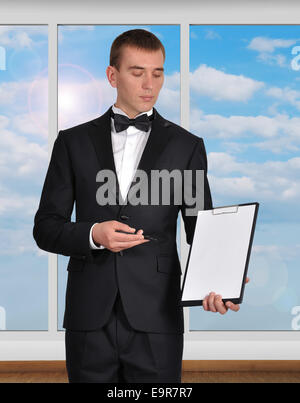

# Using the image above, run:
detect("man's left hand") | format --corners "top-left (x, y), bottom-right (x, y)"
top-left (202, 277), bottom-right (250, 314)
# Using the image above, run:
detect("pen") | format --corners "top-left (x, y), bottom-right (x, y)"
top-left (115, 230), bottom-right (158, 242)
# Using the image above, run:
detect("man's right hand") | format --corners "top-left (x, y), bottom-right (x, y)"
top-left (92, 220), bottom-right (150, 252)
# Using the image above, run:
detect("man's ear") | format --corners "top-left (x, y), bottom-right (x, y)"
top-left (106, 66), bottom-right (117, 88)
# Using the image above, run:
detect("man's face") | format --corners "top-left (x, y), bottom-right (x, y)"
top-left (107, 45), bottom-right (165, 118)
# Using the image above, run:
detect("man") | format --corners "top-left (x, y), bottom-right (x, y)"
top-left (33, 29), bottom-right (247, 383)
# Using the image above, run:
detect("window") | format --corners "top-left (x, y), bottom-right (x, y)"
top-left (0, 25), bottom-right (48, 330)
top-left (0, 0), bottom-right (299, 361)
top-left (189, 25), bottom-right (300, 331)
top-left (57, 24), bottom-right (180, 330)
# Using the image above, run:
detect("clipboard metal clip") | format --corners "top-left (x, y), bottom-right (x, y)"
top-left (212, 205), bottom-right (239, 215)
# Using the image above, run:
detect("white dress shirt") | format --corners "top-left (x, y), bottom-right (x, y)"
top-left (89, 103), bottom-right (153, 249)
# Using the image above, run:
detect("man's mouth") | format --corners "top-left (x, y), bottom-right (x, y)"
top-left (140, 96), bottom-right (153, 101)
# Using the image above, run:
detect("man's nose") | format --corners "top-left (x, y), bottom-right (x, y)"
top-left (142, 75), bottom-right (153, 89)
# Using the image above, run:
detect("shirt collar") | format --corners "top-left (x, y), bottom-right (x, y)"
top-left (112, 103), bottom-right (153, 118)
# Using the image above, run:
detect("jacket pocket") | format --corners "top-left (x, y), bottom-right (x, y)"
top-left (156, 254), bottom-right (182, 276)
top-left (67, 257), bottom-right (85, 272)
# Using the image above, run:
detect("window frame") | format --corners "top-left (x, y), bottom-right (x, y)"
top-left (0, 0), bottom-right (300, 360)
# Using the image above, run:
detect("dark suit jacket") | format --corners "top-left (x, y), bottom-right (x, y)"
top-left (33, 106), bottom-right (213, 334)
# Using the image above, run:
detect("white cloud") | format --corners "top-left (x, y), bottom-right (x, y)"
top-left (209, 174), bottom-right (256, 198)
top-left (258, 52), bottom-right (287, 67)
top-left (247, 36), bottom-right (297, 68)
top-left (11, 113), bottom-right (48, 137)
top-left (156, 72), bottom-right (180, 121)
top-left (253, 137), bottom-right (300, 154)
top-left (0, 192), bottom-right (39, 216)
top-left (191, 108), bottom-right (291, 138)
top-left (156, 86), bottom-right (180, 122)
top-left (248, 37), bottom-right (297, 53)
top-left (190, 64), bottom-right (264, 102)
top-left (0, 30), bottom-right (32, 49)
top-left (190, 108), bottom-right (300, 153)
top-left (0, 227), bottom-right (47, 256)
top-left (163, 71), bottom-right (180, 91)
top-left (221, 141), bottom-right (249, 154)
top-left (0, 115), bottom-right (9, 129)
top-left (58, 25), bottom-right (95, 44)
top-left (204, 30), bottom-right (221, 40)
top-left (0, 26), bottom-right (47, 49)
top-left (0, 77), bottom-right (48, 137)
top-left (0, 80), bottom-right (30, 106)
top-left (266, 86), bottom-right (300, 111)
top-left (0, 128), bottom-right (48, 180)
top-left (208, 152), bottom-right (241, 174)
top-left (207, 152), bottom-right (300, 202)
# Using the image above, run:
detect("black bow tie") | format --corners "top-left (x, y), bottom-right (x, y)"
top-left (112, 111), bottom-right (153, 133)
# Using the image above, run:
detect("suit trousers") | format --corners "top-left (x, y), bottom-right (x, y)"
top-left (65, 291), bottom-right (184, 383)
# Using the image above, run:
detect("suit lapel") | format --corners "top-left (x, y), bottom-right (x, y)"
top-left (88, 105), bottom-right (173, 211)
top-left (88, 106), bottom-right (121, 205)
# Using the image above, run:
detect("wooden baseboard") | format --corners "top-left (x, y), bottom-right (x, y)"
top-left (0, 361), bottom-right (66, 373)
top-left (0, 360), bottom-right (300, 373)
top-left (182, 360), bottom-right (300, 372)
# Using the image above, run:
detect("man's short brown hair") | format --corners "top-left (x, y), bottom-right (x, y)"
top-left (110, 29), bottom-right (165, 71)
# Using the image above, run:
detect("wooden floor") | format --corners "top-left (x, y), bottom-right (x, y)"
top-left (182, 371), bottom-right (300, 383)
top-left (0, 370), bottom-right (300, 383)
top-left (0, 360), bottom-right (299, 383)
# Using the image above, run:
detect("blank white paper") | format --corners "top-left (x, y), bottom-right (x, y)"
top-left (181, 204), bottom-right (256, 302)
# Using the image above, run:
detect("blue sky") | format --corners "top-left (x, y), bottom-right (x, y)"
top-left (1, 24), bottom-right (299, 330)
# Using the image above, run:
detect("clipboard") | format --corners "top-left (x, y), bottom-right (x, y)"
top-left (180, 202), bottom-right (259, 306)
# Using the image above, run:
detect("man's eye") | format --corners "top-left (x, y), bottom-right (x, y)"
top-left (133, 74), bottom-right (162, 78)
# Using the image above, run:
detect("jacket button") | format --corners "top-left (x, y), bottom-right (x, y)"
top-left (120, 215), bottom-right (129, 220)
